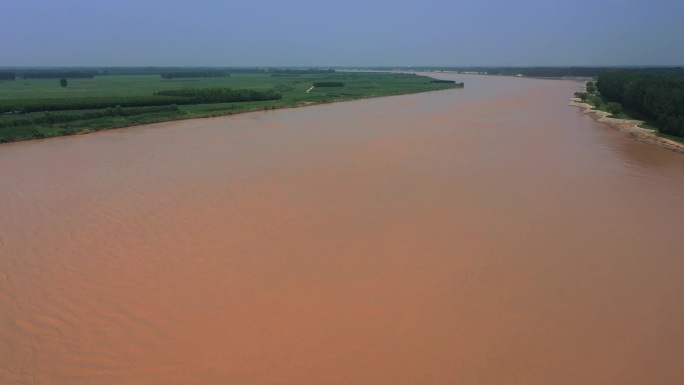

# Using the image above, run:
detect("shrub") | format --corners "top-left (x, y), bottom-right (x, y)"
top-left (605, 102), bottom-right (623, 116)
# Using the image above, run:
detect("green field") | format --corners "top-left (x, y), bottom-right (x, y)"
top-left (0, 72), bottom-right (462, 143)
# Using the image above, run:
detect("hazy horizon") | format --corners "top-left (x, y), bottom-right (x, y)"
top-left (2, 0), bottom-right (683, 67)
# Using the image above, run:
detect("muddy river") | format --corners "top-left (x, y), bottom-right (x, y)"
top-left (2, 74), bottom-right (684, 384)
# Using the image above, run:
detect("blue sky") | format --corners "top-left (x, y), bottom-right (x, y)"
top-left (2, 0), bottom-right (683, 67)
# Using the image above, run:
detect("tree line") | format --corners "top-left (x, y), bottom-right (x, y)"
top-left (312, 82), bottom-right (345, 87)
top-left (0, 88), bottom-right (281, 114)
top-left (0, 105), bottom-right (180, 128)
top-left (154, 88), bottom-right (281, 103)
top-left (365, 67), bottom-right (612, 77)
top-left (19, 71), bottom-right (97, 79)
top-left (0, 96), bottom-right (184, 114)
top-left (0, 72), bottom-right (15, 80)
top-left (430, 80), bottom-right (464, 86)
top-left (596, 69), bottom-right (684, 137)
top-left (270, 69), bottom-right (335, 75)
top-left (502, 67), bottom-right (609, 77)
top-left (161, 71), bottom-right (230, 79)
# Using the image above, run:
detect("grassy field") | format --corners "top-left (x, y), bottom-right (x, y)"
top-left (0, 72), bottom-right (461, 143)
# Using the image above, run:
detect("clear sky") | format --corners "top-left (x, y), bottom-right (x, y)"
top-left (2, 0), bottom-right (683, 67)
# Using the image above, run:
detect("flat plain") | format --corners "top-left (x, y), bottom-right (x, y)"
top-left (0, 72), bottom-right (460, 142)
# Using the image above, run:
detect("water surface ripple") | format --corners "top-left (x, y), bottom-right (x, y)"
top-left (2, 74), bottom-right (684, 385)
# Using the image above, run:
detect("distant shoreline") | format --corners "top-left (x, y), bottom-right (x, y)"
top-left (0, 86), bottom-right (456, 146)
top-left (417, 69), bottom-right (594, 81)
top-left (570, 98), bottom-right (684, 154)
top-left (0, 72), bottom-right (461, 145)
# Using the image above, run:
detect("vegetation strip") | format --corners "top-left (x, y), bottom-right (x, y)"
top-left (0, 71), bottom-right (462, 143)
top-left (595, 69), bottom-right (684, 138)
top-left (572, 75), bottom-right (684, 154)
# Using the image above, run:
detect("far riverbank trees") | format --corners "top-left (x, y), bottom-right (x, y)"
top-left (312, 82), bottom-right (345, 87)
top-left (0, 88), bottom-right (282, 114)
top-left (20, 71), bottom-right (96, 79)
top-left (161, 71), bottom-right (230, 79)
top-left (596, 69), bottom-right (684, 138)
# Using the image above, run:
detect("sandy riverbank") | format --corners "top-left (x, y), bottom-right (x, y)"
top-left (570, 98), bottom-right (684, 154)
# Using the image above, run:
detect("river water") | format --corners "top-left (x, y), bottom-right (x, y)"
top-left (2, 74), bottom-right (684, 385)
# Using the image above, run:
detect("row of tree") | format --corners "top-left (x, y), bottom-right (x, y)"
top-left (271, 69), bottom-right (335, 75)
top-left (0, 72), bottom-right (15, 80)
top-left (1, 88), bottom-right (282, 114)
top-left (0, 96), bottom-right (183, 114)
top-left (161, 71), bottom-right (230, 79)
top-left (574, 81), bottom-right (624, 116)
top-left (312, 82), bottom-right (345, 87)
top-left (20, 71), bottom-right (97, 79)
top-left (498, 67), bottom-right (609, 77)
top-left (154, 88), bottom-right (281, 103)
top-left (430, 80), bottom-right (464, 86)
top-left (364, 67), bottom-right (612, 77)
top-left (596, 69), bottom-right (684, 137)
top-left (0, 105), bottom-right (180, 128)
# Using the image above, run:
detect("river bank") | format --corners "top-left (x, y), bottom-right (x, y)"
top-left (0, 72), bottom-right (460, 144)
top-left (0, 86), bottom-right (461, 145)
top-left (570, 98), bottom-right (684, 154)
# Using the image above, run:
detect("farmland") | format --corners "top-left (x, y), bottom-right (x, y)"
top-left (0, 71), bottom-right (462, 143)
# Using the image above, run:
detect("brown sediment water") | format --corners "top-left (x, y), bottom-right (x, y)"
top-left (2, 74), bottom-right (684, 385)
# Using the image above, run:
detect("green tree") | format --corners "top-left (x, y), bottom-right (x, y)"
top-left (605, 102), bottom-right (623, 116)
top-left (574, 92), bottom-right (588, 102)
top-left (60, 78), bottom-right (67, 87)
top-left (592, 95), bottom-right (603, 108)
top-left (597, 68), bottom-right (684, 137)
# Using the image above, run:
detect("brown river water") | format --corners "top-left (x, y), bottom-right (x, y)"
top-left (2, 73), bottom-right (684, 385)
